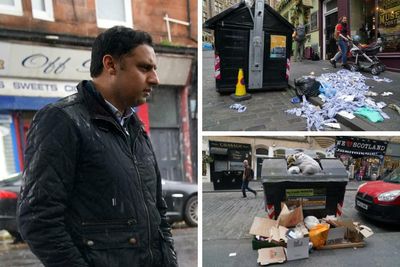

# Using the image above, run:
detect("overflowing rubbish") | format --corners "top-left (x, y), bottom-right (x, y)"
top-left (229, 103), bottom-right (247, 112)
top-left (287, 70), bottom-right (393, 130)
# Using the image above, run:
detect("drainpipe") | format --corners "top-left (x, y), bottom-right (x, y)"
top-left (186, 0), bottom-right (192, 39)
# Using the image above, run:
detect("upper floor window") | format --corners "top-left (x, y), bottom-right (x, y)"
top-left (0, 0), bottom-right (23, 16)
top-left (32, 0), bottom-right (54, 21)
top-left (95, 0), bottom-right (133, 28)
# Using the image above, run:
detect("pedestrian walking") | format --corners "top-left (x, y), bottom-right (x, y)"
top-left (330, 16), bottom-right (352, 68)
top-left (242, 160), bottom-right (257, 198)
top-left (17, 26), bottom-right (178, 267)
top-left (292, 23), bottom-right (306, 62)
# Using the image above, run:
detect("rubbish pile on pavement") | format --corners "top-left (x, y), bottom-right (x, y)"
top-left (286, 69), bottom-right (395, 130)
top-left (249, 203), bottom-right (374, 266)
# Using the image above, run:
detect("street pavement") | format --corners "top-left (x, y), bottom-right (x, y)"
top-left (202, 50), bottom-right (400, 131)
top-left (203, 184), bottom-right (400, 267)
top-left (0, 225), bottom-right (197, 267)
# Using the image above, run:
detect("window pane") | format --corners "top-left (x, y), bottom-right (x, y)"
top-left (0, 0), bottom-right (15, 6)
top-left (97, 0), bottom-right (125, 21)
top-left (32, 0), bottom-right (45, 11)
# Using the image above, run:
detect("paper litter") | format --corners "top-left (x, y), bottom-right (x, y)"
top-left (229, 103), bottom-right (247, 113)
top-left (286, 70), bottom-right (389, 130)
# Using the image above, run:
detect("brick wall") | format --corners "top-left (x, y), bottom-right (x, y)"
top-left (0, 0), bottom-right (197, 47)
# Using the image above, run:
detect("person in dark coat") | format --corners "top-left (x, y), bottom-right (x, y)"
top-left (17, 26), bottom-right (178, 267)
top-left (241, 160), bottom-right (257, 198)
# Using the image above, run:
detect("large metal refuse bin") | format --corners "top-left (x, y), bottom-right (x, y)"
top-left (204, 0), bottom-right (294, 93)
top-left (261, 158), bottom-right (348, 219)
top-left (213, 170), bottom-right (243, 190)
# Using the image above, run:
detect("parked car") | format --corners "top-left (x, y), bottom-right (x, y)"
top-left (0, 172), bottom-right (22, 241)
top-left (355, 167), bottom-right (400, 223)
top-left (162, 179), bottom-right (198, 227)
top-left (0, 173), bottom-right (198, 241)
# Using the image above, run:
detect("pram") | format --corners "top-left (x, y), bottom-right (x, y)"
top-left (348, 37), bottom-right (386, 75)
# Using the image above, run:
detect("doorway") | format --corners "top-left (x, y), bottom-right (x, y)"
top-left (323, 0), bottom-right (338, 60)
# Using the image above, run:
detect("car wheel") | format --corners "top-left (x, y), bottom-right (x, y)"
top-left (184, 195), bottom-right (198, 227)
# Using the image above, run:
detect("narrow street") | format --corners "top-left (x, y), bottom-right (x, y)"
top-left (0, 226), bottom-right (197, 267)
top-left (203, 185), bottom-right (400, 267)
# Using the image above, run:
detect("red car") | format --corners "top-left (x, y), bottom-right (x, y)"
top-left (355, 167), bottom-right (400, 223)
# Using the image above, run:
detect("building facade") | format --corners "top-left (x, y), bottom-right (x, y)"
top-left (202, 136), bottom-right (334, 182)
top-left (0, 0), bottom-right (197, 183)
top-left (202, 136), bottom-right (400, 183)
top-left (276, 0), bottom-right (400, 71)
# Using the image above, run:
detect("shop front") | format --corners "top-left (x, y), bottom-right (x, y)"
top-left (382, 142), bottom-right (400, 176)
top-left (209, 141), bottom-right (251, 189)
top-left (349, 0), bottom-right (400, 71)
top-left (334, 136), bottom-right (388, 180)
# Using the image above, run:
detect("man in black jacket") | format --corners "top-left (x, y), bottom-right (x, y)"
top-left (17, 26), bottom-right (178, 267)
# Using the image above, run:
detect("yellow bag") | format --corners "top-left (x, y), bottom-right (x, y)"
top-left (309, 223), bottom-right (330, 248)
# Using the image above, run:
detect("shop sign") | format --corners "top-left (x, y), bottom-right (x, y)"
top-left (0, 77), bottom-right (77, 98)
top-left (379, 0), bottom-right (400, 27)
top-left (0, 41), bottom-right (91, 81)
top-left (209, 141), bottom-right (251, 150)
top-left (335, 137), bottom-right (388, 156)
top-left (0, 41), bottom-right (193, 86)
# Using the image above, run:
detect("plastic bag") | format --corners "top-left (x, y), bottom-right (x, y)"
top-left (304, 216), bottom-right (319, 230)
top-left (309, 224), bottom-right (330, 248)
top-left (294, 77), bottom-right (321, 98)
top-left (354, 107), bottom-right (384, 123)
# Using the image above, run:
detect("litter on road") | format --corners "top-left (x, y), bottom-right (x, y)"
top-left (287, 69), bottom-right (394, 130)
top-left (229, 103), bottom-right (247, 112)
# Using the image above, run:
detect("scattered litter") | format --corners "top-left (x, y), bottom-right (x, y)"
top-left (365, 91), bottom-right (378, 96)
top-left (291, 96), bottom-right (301, 104)
top-left (381, 92), bottom-right (393, 96)
top-left (324, 123), bottom-right (341, 129)
top-left (287, 69), bottom-right (390, 130)
top-left (372, 76), bottom-right (392, 83)
top-left (388, 104), bottom-right (400, 115)
top-left (322, 68), bottom-right (329, 70)
top-left (338, 111), bottom-right (355, 119)
top-left (229, 103), bottom-right (247, 112)
top-left (229, 252), bottom-right (237, 257)
top-left (310, 72), bottom-right (315, 76)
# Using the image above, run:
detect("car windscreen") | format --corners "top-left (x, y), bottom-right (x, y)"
top-left (384, 168), bottom-right (400, 183)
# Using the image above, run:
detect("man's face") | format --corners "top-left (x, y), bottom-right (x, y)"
top-left (113, 44), bottom-right (159, 107)
top-left (243, 160), bottom-right (248, 167)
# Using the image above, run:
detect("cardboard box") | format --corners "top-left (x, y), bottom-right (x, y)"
top-left (285, 237), bottom-right (309, 261)
top-left (278, 203), bottom-right (304, 228)
top-left (257, 247), bottom-right (286, 265)
top-left (249, 217), bottom-right (287, 250)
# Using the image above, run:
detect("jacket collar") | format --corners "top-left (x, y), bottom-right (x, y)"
top-left (77, 80), bottom-right (144, 132)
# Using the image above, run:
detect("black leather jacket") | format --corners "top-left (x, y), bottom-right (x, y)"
top-left (17, 80), bottom-right (178, 267)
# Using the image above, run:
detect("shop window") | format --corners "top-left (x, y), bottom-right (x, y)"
top-left (256, 147), bottom-right (269, 155)
top-left (31, 0), bottom-right (53, 21)
top-left (310, 11), bottom-right (318, 32)
top-left (326, 0), bottom-right (337, 12)
top-left (378, 0), bottom-right (400, 52)
top-left (0, 0), bottom-right (23, 16)
top-left (95, 0), bottom-right (133, 28)
top-left (274, 149), bottom-right (286, 158)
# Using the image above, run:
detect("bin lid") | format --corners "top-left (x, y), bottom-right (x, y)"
top-left (261, 158), bottom-right (349, 182)
top-left (204, 1), bottom-right (294, 32)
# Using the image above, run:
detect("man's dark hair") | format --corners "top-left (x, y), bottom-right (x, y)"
top-left (90, 26), bottom-right (153, 77)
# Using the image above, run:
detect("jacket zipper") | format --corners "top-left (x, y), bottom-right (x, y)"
top-left (81, 218), bottom-right (136, 226)
top-left (94, 116), bottom-right (154, 263)
top-left (131, 127), bottom-right (154, 264)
